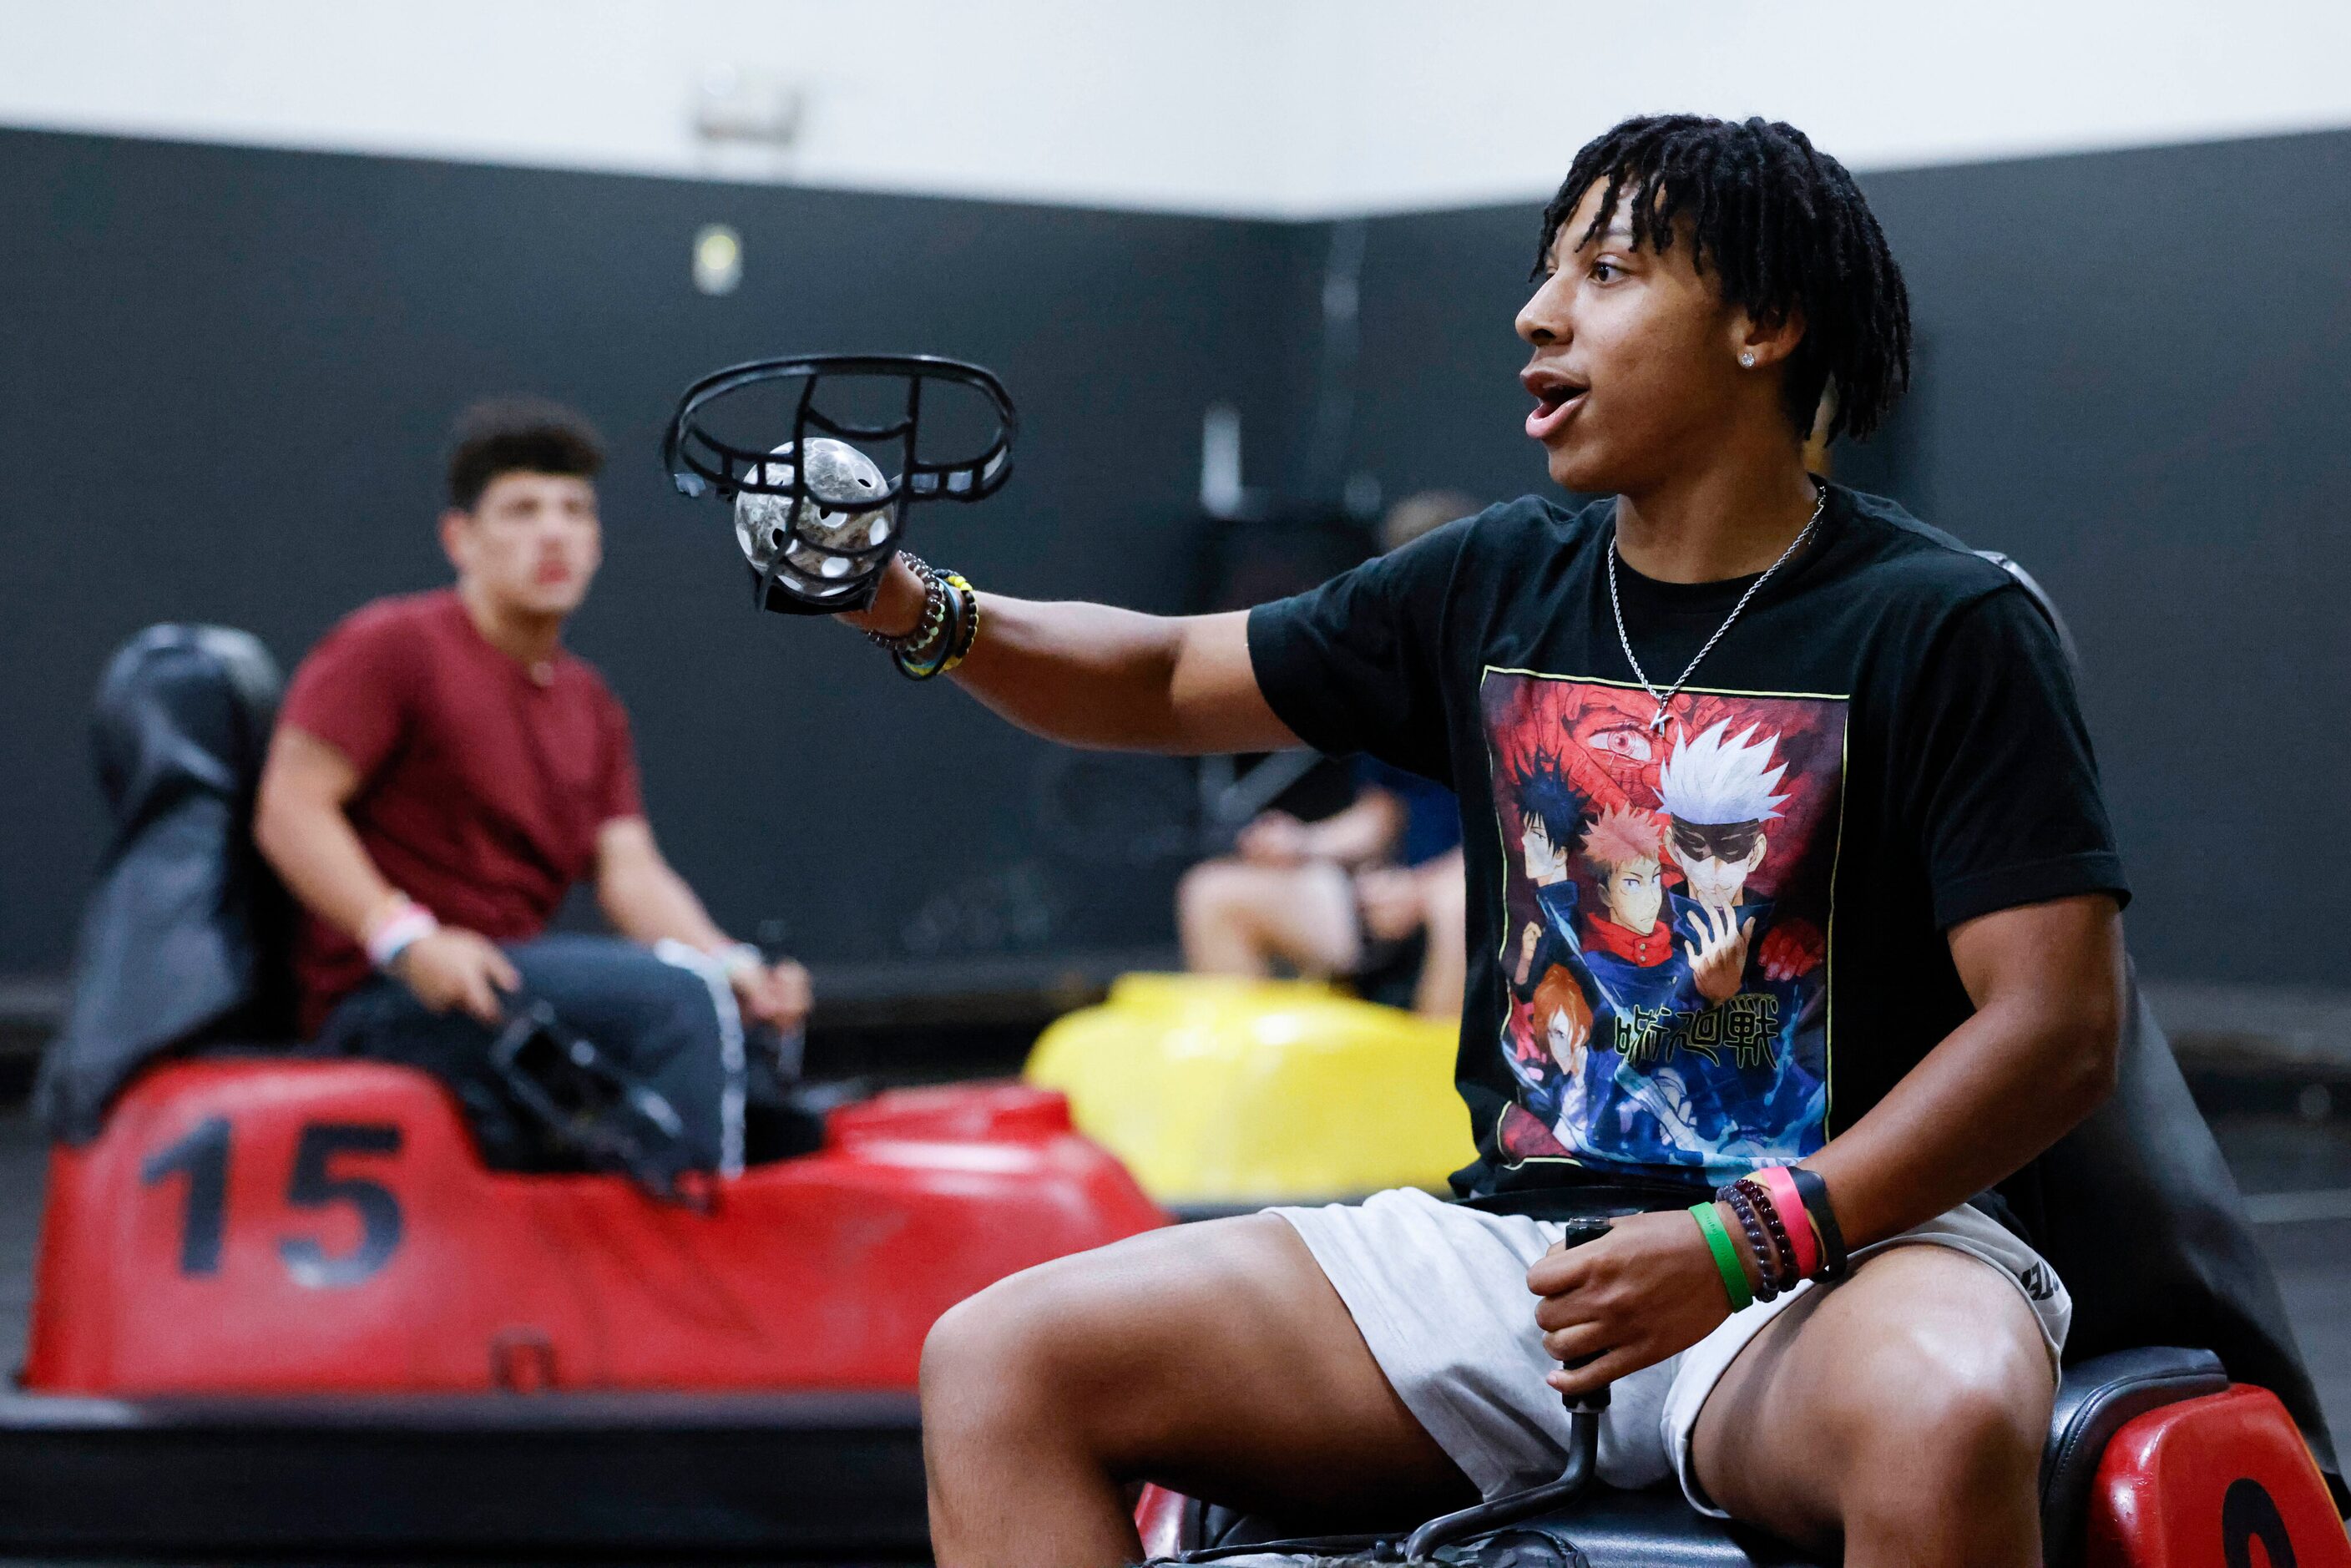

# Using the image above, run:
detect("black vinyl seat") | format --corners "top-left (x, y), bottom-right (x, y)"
top-left (37, 625), bottom-right (293, 1143)
top-left (2037, 1345), bottom-right (2227, 1565)
top-left (1185, 1346), bottom-right (2228, 1567)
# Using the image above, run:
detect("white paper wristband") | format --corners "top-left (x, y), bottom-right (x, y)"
top-left (715, 942), bottom-right (766, 980)
top-left (365, 900), bottom-right (441, 971)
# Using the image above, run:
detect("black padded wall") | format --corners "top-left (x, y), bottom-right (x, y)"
top-left (0, 128), bottom-right (1293, 975)
top-left (1323, 129), bottom-right (2351, 986)
top-left (8, 124), bottom-right (2348, 989)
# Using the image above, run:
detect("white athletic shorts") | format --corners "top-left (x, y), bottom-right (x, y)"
top-left (1272, 1186), bottom-right (2070, 1518)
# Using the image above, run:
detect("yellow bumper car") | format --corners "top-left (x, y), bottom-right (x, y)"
top-left (1024, 973), bottom-right (1474, 1212)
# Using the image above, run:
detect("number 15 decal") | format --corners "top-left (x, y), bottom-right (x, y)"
top-left (140, 1119), bottom-right (404, 1286)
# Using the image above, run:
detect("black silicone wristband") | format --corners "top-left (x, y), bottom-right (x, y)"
top-left (895, 574), bottom-right (966, 680)
top-left (945, 577), bottom-right (980, 662)
top-left (1788, 1166), bottom-right (1850, 1280)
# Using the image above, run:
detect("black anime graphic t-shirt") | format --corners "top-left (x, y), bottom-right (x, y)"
top-left (1247, 483), bottom-right (2128, 1200)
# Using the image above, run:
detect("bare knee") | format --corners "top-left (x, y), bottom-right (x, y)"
top-left (921, 1272), bottom-right (1070, 1448)
top-left (921, 1225), bottom-right (1270, 1457)
top-left (1833, 1326), bottom-right (2050, 1515)
top-left (1177, 860), bottom-right (1240, 923)
top-left (1178, 860), bottom-right (1262, 959)
top-left (919, 1287), bottom-right (1001, 1409)
top-left (1696, 1252), bottom-right (2053, 1567)
top-left (919, 1257), bottom-right (1167, 1566)
top-left (922, 1218), bottom-right (1317, 1488)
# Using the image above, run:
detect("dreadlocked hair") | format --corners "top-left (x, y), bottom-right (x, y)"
top-left (1535, 114), bottom-right (1911, 443)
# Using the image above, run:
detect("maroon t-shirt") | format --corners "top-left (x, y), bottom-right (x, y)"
top-left (277, 589), bottom-right (644, 1034)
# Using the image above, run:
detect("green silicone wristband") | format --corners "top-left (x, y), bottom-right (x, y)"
top-left (1690, 1201), bottom-right (1755, 1311)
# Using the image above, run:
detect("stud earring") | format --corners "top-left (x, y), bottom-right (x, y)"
top-left (1739, 350), bottom-right (1756, 367)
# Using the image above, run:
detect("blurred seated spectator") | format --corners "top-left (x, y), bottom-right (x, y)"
top-left (1180, 767), bottom-right (1464, 1019)
top-left (1176, 492), bottom-right (1475, 1021)
top-left (254, 399), bottom-right (810, 1175)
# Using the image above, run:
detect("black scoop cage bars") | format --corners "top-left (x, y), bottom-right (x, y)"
top-left (662, 354), bottom-right (1018, 615)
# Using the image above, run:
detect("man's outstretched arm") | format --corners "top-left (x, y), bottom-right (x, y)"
top-left (840, 560), bottom-right (1301, 756)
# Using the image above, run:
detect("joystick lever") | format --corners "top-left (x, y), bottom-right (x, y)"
top-left (1400, 1220), bottom-right (1613, 1560)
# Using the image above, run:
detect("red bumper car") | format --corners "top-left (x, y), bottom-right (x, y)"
top-left (7, 1060), bottom-right (1161, 1557)
top-left (0, 625), bottom-right (1164, 1557)
top-left (1134, 1348), bottom-right (2349, 1568)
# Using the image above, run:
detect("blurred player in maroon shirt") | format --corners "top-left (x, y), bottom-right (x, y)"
top-left (255, 400), bottom-right (810, 1171)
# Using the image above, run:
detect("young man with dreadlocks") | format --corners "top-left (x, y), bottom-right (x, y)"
top-left (847, 114), bottom-right (2126, 1567)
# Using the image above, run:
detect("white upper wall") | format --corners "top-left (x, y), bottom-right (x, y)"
top-left (1288, 0), bottom-right (2351, 212)
top-left (7, 0), bottom-right (2351, 215)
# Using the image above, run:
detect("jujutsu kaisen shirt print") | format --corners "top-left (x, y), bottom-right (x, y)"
top-left (1485, 676), bottom-right (1844, 1182)
top-left (1246, 485), bottom-right (2129, 1198)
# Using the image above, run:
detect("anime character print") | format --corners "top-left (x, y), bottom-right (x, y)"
top-left (1485, 673), bottom-right (1845, 1181)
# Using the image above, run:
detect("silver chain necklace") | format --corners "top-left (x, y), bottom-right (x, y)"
top-left (1607, 482), bottom-right (1826, 736)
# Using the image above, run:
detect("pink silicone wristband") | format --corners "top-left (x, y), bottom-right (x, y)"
top-left (1757, 1166), bottom-right (1822, 1280)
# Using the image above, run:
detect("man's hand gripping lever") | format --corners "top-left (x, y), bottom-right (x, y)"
top-left (1401, 1218), bottom-right (1614, 1561)
top-left (1159, 1219), bottom-right (1612, 1567)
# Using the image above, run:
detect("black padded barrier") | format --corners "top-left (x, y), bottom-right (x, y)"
top-left (0, 1388), bottom-right (928, 1556)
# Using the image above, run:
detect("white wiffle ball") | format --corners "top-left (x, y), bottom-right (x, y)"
top-left (734, 438), bottom-right (894, 597)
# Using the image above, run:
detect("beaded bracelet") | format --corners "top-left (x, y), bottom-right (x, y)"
top-left (866, 554), bottom-right (949, 656)
top-left (1688, 1201), bottom-right (1753, 1311)
top-left (1731, 1176), bottom-right (1800, 1290)
top-left (875, 556), bottom-right (982, 681)
top-left (1719, 1184), bottom-right (1782, 1302)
